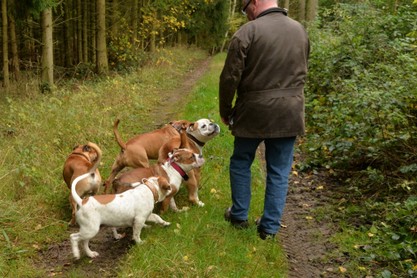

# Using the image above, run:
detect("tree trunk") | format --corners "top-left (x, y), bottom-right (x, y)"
top-left (298, 0), bottom-right (306, 22)
top-left (23, 16), bottom-right (36, 69)
top-left (149, 10), bottom-right (156, 52)
top-left (83, 0), bottom-right (88, 62)
top-left (111, 0), bottom-right (120, 36)
top-left (96, 0), bottom-right (108, 74)
top-left (9, 14), bottom-right (19, 81)
top-left (90, 1), bottom-right (96, 64)
top-left (220, 0), bottom-right (236, 52)
top-left (2, 0), bottom-right (9, 88)
top-left (77, 0), bottom-right (83, 62)
top-left (306, 0), bottom-right (318, 22)
top-left (41, 8), bottom-right (54, 88)
top-left (289, 0), bottom-right (306, 23)
top-left (131, 0), bottom-right (139, 45)
top-left (64, 0), bottom-right (72, 67)
top-left (283, 0), bottom-right (290, 10)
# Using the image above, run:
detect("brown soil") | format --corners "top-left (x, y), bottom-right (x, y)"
top-left (280, 161), bottom-right (340, 277)
top-left (35, 58), bottom-right (338, 277)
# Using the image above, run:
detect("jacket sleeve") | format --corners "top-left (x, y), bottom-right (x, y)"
top-left (219, 36), bottom-right (246, 119)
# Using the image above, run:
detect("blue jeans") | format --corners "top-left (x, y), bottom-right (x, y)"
top-left (229, 136), bottom-right (296, 235)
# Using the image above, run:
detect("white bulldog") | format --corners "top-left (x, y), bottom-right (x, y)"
top-left (70, 174), bottom-right (171, 259)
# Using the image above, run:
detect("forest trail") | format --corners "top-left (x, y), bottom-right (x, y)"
top-left (35, 57), bottom-right (336, 277)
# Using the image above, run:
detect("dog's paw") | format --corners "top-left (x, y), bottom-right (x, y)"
top-left (143, 224), bottom-right (151, 229)
top-left (162, 221), bottom-right (171, 227)
top-left (114, 233), bottom-right (126, 240)
top-left (87, 251), bottom-right (99, 258)
top-left (178, 206), bottom-right (190, 212)
top-left (68, 220), bottom-right (77, 227)
top-left (197, 201), bottom-right (205, 207)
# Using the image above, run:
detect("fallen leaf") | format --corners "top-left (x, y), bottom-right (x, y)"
top-left (339, 266), bottom-right (347, 273)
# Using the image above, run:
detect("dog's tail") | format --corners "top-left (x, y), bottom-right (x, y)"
top-left (86, 142), bottom-right (102, 173)
top-left (71, 172), bottom-right (92, 207)
top-left (113, 119), bottom-right (127, 150)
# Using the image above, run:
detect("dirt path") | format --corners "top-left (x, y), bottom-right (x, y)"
top-left (35, 57), bottom-right (336, 277)
top-left (280, 165), bottom-right (339, 277)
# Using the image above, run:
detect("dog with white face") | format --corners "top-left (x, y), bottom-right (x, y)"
top-left (70, 174), bottom-right (171, 260)
top-left (103, 118), bottom-right (220, 195)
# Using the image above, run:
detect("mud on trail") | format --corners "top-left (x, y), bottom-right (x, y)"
top-left (35, 58), bottom-right (337, 277)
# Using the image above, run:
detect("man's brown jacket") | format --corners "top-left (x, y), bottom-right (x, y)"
top-left (219, 8), bottom-right (310, 138)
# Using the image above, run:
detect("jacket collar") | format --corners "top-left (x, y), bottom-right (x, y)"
top-left (256, 7), bottom-right (288, 19)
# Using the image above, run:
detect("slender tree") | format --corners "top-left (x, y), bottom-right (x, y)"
top-left (220, 0), bottom-right (236, 52)
top-left (110, 0), bottom-right (120, 36)
top-left (63, 0), bottom-right (72, 67)
top-left (77, 0), bottom-right (82, 62)
top-left (131, 0), bottom-right (139, 45)
top-left (2, 0), bottom-right (10, 88)
top-left (41, 7), bottom-right (54, 87)
top-left (82, 0), bottom-right (88, 62)
top-left (306, 0), bottom-right (318, 22)
top-left (90, 0), bottom-right (96, 64)
top-left (9, 13), bottom-right (20, 81)
top-left (283, 0), bottom-right (289, 10)
top-left (96, 0), bottom-right (108, 74)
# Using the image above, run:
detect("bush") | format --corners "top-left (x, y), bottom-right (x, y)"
top-left (304, 2), bottom-right (417, 275)
top-left (304, 2), bottom-right (417, 192)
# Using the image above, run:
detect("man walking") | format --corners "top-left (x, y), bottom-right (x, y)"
top-left (219, 0), bottom-right (310, 239)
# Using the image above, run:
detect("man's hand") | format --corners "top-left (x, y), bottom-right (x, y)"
top-left (221, 117), bottom-right (230, 126)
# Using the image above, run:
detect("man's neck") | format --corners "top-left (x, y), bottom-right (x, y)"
top-left (254, 1), bottom-right (278, 18)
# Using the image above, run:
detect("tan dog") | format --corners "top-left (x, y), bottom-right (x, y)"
top-left (63, 142), bottom-right (102, 226)
top-left (104, 118), bottom-right (220, 208)
top-left (112, 148), bottom-right (205, 213)
top-left (70, 175), bottom-right (171, 259)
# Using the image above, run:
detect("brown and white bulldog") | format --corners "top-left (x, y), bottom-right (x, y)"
top-left (63, 142), bottom-right (102, 226)
top-left (104, 118), bottom-right (220, 208)
top-left (112, 148), bottom-right (205, 213)
top-left (70, 175), bottom-right (172, 259)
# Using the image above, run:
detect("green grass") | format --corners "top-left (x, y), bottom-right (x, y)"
top-left (0, 47), bottom-right (288, 277)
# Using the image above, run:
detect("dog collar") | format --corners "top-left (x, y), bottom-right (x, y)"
top-left (170, 161), bottom-right (189, 181)
top-left (144, 181), bottom-right (159, 203)
top-left (186, 133), bottom-right (205, 147)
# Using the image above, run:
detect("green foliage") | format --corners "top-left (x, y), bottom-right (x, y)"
top-left (304, 2), bottom-right (417, 190)
top-left (305, 1), bottom-right (417, 276)
top-left (135, 0), bottom-right (228, 51)
top-left (332, 197), bottom-right (417, 277)
top-left (183, 0), bottom-right (229, 51)
top-left (108, 19), bottom-right (149, 72)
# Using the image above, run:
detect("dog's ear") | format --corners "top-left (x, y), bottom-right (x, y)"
top-left (170, 120), bottom-right (181, 131)
top-left (171, 151), bottom-right (180, 162)
top-left (187, 122), bottom-right (196, 132)
top-left (72, 145), bottom-right (79, 150)
top-left (158, 177), bottom-right (171, 191)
